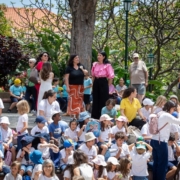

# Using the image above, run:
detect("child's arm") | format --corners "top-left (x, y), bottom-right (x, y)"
top-left (128, 143), bottom-right (135, 151)
top-left (174, 141), bottom-right (180, 155)
top-left (115, 147), bottom-right (122, 159)
top-left (18, 122), bottom-right (28, 134)
top-left (107, 133), bottom-right (112, 147)
top-left (77, 125), bottom-right (86, 137)
top-left (142, 141), bottom-right (153, 153)
top-left (17, 150), bottom-right (25, 162)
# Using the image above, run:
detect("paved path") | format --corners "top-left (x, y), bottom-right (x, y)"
top-left (1, 113), bottom-right (72, 128)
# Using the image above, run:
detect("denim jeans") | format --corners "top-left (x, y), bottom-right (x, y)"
top-left (133, 176), bottom-right (148, 180)
top-left (17, 134), bottom-right (28, 151)
top-left (150, 139), bottom-right (168, 180)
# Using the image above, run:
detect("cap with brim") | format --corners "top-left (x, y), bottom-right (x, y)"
top-left (136, 144), bottom-right (146, 150)
top-left (0, 116), bottom-right (10, 125)
top-left (116, 116), bottom-right (127, 122)
top-left (170, 95), bottom-right (178, 101)
top-left (78, 111), bottom-right (90, 122)
top-left (63, 139), bottom-right (74, 148)
top-left (137, 136), bottom-right (144, 142)
top-left (21, 136), bottom-right (34, 148)
top-left (67, 155), bottom-right (74, 165)
top-left (35, 116), bottom-right (46, 124)
top-left (99, 114), bottom-right (113, 122)
top-left (142, 98), bottom-right (154, 106)
top-left (34, 133), bottom-right (50, 142)
top-left (133, 53), bottom-right (139, 58)
top-left (51, 110), bottom-right (61, 118)
top-left (30, 150), bottom-right (44, 164)
top-left (92, 155), bottom-right (107, 166)
top-left (85, 132), bottom-right (96, 142)
top-left (107, 157), bottom-right (119, 165)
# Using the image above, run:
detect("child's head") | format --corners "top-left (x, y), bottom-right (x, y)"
top-left (92, 155), bottom-right (107, 171)
top-left (69, 119), bottom-right (78, 131)
top-left (52, 111), bottom-right (61, 122)
top-left (115, 116), bottom-right (127, 129)
top-left (115, 132), bottom-right (126, 146)
top-left (63, 139), bottom-right (74, 151)
top-left (42, 159), bottom-right (55, 177)
top-left (163, 100), bottom-right (177, 114)
top-left (155, 95), bottom-right (167, 107)
top-left (52, 78), bottom-right (59, 86)
top-left (106, 99), bottom-right (115, 110)
top-left (38, 133), bottom-right (50, 143)
top-left (78, 111), bottom-right (90, 129)
top-left (135, 138), bottom-right (146, 155)
top-left (168, 133), bottom-right (175, 146)
top-left (16, 100), bottom-right (30, 115)
top-left (85, 132), bottom-right (96, 147)
top-left (30, 150), bottom-right (44, 165)
top-left (142, 98), bottom-right (154, 108)
top-left (107, 157), bottom-right (119, 172)
top-left (119, 158), bottom-right (131, 177)
top-left (14, 78), bottom-right (21, 87)
top-left (35, 116), bottom-right (46, 129)
top-left (100, 114), bottom-right (112, 130)
top-left (170, 95), bottom-right (179, 105)
top-left (0, 116), bottom-right (10, 129)
top-left (21, 136), bottom-right (34, 149)
top-left (11, 161), bottom-right (21, 176)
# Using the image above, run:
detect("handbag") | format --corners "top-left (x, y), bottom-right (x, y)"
top-left (126, 126), bottom-right (141, 145)
top-left (29, 68), bottom-right (38, 84)
top-left (4, 150), bottom-right (12, 166)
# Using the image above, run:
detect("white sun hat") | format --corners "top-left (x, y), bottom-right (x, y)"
top-left (92, 155), bottom-right (107, 166)
top-left (99, 114), bottom-right (113, 122)
top-left (107, 157), bottom-right (119, 165)
top-left (0, 116), bottom-right (10, 125)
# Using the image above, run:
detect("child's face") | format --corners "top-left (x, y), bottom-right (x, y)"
top-left (87, 139), bottom-right (95, 147)
top-left (111, 164), bottom-right (117, 171)
top-left (26, 143), bottom-right (32, 149)
top-left (144, 105), bottom-right (150, 109)
top-left (11, 166), bottom-right (19, 176)
top-left (116, 121), bottom-right (124, 128)
top-left (1, 123), bottom-right (8, 129)
top-left (43, 163), bottom-right (53, 176)
top-left (40, 138), bottom-right (46, 143)
top-left (116, 138), bottom-right (124, 146)
top-left (103, 120), bottom-right (109, 126)
top-left (66, 146), bottom-right (73, 151)
top-left (107, 104), bottom-right (113, 110)
top-left (54, 81), bottom-right (59, 86)
top-left (37, 122), bottom-right (45, 129)
top-left (94, 163), bottom-right (99, 170)
top-left (136, 148), bottom-right (145, 155)
top-left (70, 122), bottom-right (77, 131)
top-left (53, 113), bottom-right (61, 121)
top-left (168, 140), bottom-right (174, 146)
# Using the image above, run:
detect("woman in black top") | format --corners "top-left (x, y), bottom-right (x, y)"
top-left (65, 55), bottom-right (88, 118)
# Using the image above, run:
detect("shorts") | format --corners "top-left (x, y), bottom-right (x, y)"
top-left (10, 96), bottom-right (21, 103)
top-left (84, 94), bottom-right (90, 104)
top-left (132, 84), bottom-right (146, 95)
top-left (168, 161), bottom-right (178, 169)
top-left (20, 165), bottom-right (33, 173)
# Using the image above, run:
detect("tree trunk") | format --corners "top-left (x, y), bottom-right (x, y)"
top-left (69, 0), bottom-right (97, 72)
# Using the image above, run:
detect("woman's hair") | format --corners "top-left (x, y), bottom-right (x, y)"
top-left (163, 100), bottom-right (177, 112)
top-left (63, 164), bottom-right (74, 178)
top-left (119, 158), bottom-right (131, 178)
top-left (106, 99), bottom-right (115, 107)
top-left (11, 161), bottom-right (21, 170)
top-left (73, 149), bottom-right (88, 167)
top-left (40, 62), bottom-right (52, 81)
top-left (93, 165), bottom-right (104, 178)
top-left (16, 100), bottom-right (30, 114)
top-left (99, 51), bottom-right (110, 64)
top-left (42, 159), bottom-right (55, 177)
top-left (36, 52), bottom-right (50, 64)
top-left (78, 121), bottom-right (85, 130)
top-left (122, 87), bottom-right (136, 99)
top-left (73, 176), bottom-right (85, 180)
top-left (42, 90), bottom-right (56, 100)
top-left (68, 54), bottom-right (80, 67)
top-left (100, 121), bottom-right (106, 131)
top-left (106, 162), bottom-right (118, 172)
top-left (52, 78), bottom-right (59, 84)
top-left (69, 119), bottom-right (78, 128)
top-left (155, 95), bottom-right (167, 107)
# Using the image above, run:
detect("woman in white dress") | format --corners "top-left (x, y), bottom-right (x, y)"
top-left (38, 62), bottom-right (54, 108)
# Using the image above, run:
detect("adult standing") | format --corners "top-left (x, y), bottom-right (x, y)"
top-left (91, 51), bottom-right (114, 119)
top-left (150, 100), bottom-right (180, 180)
top-left (120, 87), bottom-right (146, 129)
top-left (129, 53), bottom-right (148, 103)
top-left (25, 58), bottom-right (37, 114)
top-left (64, 55), bottom-right (88, 118)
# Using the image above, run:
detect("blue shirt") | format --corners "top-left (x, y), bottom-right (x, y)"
top-left (53, 85), bottom-right (60, 98)
top-left (10, 85), bottom-right (22, 96)
top-left (84, 78), bottom-right (92, 95)
top-left (62, 85), bottom-right (68, 98)
top-left (48, 122), bottom-right (65, 139)
top-left (101, 106), bottom-right (117, 118)
top-left (22, 86), bottom-right (26, 93)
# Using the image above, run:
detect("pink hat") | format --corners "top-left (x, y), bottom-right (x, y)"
top-left (99, 114), bottom-right (113, 122)
top-left (92, 155), bottom-right (107, 166)
top-left (116, 116), bottom-right (127, 122)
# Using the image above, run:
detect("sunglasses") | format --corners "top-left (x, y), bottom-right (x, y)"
top-left (29, 62), bottom-right (33, 63)
top-left (43, 54), bottom-right (48, 57)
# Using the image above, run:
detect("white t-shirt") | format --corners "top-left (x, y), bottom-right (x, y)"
top-left (1, 127), bottom-right (13, 143)
top-left (0, 99), bottom-right (4, 109)
top-left (153, 106), bottom-right (162, 114)
top-left (64, 169), bottom-right (71, 179)
top-left (31, 125), bottom-right (49, 136)
top-left (77, 125), bottom-right (86, 142)
top-left (111, 143), bottom-right (130, 158)
top-left (141, 123), bottom-right (152, 136)
top-left (78, 163), bottom-right (93, 180)
top-left (31, 164), bottom-right (42, 179)
top-left (100, 127), bottom-right (112, 142)
top-left (130, 147), bottom-right (151, 176)
top-left (38, 99), bottom-right (60, 120)
top-left (16, 114), bottom-right (28, 135)
top-left (16, 147), bottom-right (35, 165)
top-left (111, 126), bottom-right (126, 141)
top-left (37, 144), bottom-right (50, 159)
top-left (79, 143), bottom-right (97, 162)
top-left (64, 127), bottom-right (79, 140)
top-left (94, 168), bottom-right (107, 179)
top-left (107, 171), bottom-right (116, 180)
top-left (39, 174), bottom-right (59, 180)
top-left (141, 107), bottom-right (151, 120)
top-left (168, 145), bottom-right (175, 161)
top-left (171, 124), bottom-right (178, 134)
top-left (119, 172), bottom-right (131, 180)
top-left (60, 149), bottom-right (74, 166)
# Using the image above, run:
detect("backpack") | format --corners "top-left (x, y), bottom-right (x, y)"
top-left (149, 112), bottom-right (168, 135)
top-left (4, 150), bottom-right (12, 166)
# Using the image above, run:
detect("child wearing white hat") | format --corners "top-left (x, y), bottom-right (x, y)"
top-left (92, 155), bottom-right (107, 180)
top-left (0, 116), bottom-right (16, 162)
